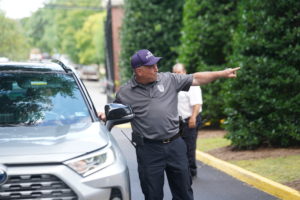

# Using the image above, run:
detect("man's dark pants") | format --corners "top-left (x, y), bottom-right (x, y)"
top-left (136, 137), bottom-right (194, 200)
top-left (182, 114), bottom-right (201, 177)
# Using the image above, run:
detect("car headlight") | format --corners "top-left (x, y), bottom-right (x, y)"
top-left (64, 147), bottom-right (115, 177)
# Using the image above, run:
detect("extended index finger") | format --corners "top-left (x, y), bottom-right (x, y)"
top-left (232, 67), bottom-right (241, 71)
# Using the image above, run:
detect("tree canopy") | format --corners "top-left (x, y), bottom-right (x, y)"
top-left (76, 12), bottom-right (106, 64)
top-left (16, 0), bottom-right (105, 65)
top-left (0, 12), bottom-right (30, 60)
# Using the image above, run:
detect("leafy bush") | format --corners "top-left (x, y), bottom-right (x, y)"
top-left (120, 0), bottom-right (184, 82)
top-left (178, 0), bottom-right (237, 126)
top-left (224, 0), bottom-right (300, 149)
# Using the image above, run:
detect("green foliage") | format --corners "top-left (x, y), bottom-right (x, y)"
top-left (21, 8), bottom-right (56, 54)
top-left (178, 0), bottom-right (237, 126)
top-left (21, 0), bottom-right (104, 64)
top-left (224, 0), bottom-right (300, 149)
top-left (56, 9), bottom-right (96, 63)
top-left (0, 13), bottom-right (30, 60)
top-left (76, 12), bottom-right (106, 64)
top-left (120, 0), bottom-right (184, 81)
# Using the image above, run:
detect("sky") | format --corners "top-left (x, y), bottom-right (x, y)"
top-left (0, 0), bottom-right (47, 19)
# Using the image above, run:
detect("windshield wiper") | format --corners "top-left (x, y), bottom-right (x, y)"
top-left (0, 123), bottom-right (31, 127)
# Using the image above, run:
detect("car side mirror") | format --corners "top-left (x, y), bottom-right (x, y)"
top-left (105, 103), bottom-right (134, 131)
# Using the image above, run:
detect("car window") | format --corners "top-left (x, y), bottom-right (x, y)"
top-left (0, 72), bottom-right (92, 126)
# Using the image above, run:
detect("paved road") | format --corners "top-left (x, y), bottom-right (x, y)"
top-left (84, 80), bottom-right (278, 200)
top-left (83, 80), bottom-right (107, 112)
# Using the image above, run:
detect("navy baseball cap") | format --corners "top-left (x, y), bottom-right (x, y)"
top-left (131, 49), bottom-right (162, 69)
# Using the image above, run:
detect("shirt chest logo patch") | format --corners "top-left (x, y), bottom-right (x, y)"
top-left (157, 84), bottom-right (164, 92)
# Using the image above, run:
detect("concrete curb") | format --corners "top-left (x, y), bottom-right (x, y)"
top-left (196, 150), bottom-right (300, 200)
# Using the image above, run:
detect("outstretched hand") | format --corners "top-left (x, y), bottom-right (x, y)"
top-left (223, 67), bottom-right (241, 78)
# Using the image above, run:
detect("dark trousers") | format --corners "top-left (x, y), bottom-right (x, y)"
top-left (182, 114), bottom-right (201, 177)
top-left (135, 137), bottom-right (194, 200)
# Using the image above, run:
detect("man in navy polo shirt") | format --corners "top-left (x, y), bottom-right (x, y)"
top-left (100, 49), bottom-right (240, 200)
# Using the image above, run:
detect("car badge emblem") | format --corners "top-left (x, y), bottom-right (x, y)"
top-left (0, 169), bottom-right (8, 185)
top-left (157, 84), bottom-right (164, 92)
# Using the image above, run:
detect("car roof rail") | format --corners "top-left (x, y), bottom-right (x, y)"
top-left (51, 59), bottom-right (72, 73)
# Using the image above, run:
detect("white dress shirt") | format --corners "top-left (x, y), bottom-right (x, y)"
top-left (177, 86), bottom-right (203, 119)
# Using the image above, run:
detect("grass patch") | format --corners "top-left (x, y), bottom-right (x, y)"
top-left (196, 136), bottom-right (300, 185)
top-left (197, 137), bottom-right (231, 152)
top-left (230, 155), bottom-right (300, 183)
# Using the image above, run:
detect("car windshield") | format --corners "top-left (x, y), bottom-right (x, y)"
top-left (0, 72), bottom-right (92, 127)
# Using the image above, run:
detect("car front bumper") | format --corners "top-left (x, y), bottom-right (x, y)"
top-left (0, 161), bottom-right (130, 200)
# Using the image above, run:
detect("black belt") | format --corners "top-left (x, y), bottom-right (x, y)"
top-left (143, 132), bottom-right (181, 144)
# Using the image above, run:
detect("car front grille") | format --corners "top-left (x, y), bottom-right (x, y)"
top-left (0, 174), bottom-right (78, 200)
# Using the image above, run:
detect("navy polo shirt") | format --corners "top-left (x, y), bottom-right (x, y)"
top-left (115, 72), bottom-right (193, 140)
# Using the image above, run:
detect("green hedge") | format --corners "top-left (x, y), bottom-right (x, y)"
top-left (120, 0), bottom-right (299, 149)
top-left (120, 0), bottom-right (184, 82)
top-left (178, 0), bottom-right (237, 126)
top-left (224, 0), bottom-right (300, 149)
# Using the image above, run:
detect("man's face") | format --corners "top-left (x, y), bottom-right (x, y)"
top-left (173, 67), bottom-right (186, 74)
top-left (136, 64), bottom-right (158, 83)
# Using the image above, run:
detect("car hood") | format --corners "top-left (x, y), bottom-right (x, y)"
top-left (0, 122), bottom-right (110, 164)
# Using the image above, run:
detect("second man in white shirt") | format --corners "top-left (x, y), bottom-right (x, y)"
top-left (173, 63), bottom-right (203, 179)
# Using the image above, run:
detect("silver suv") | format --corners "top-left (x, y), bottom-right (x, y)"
top-left (0, 61), bottom-right (133, 200)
